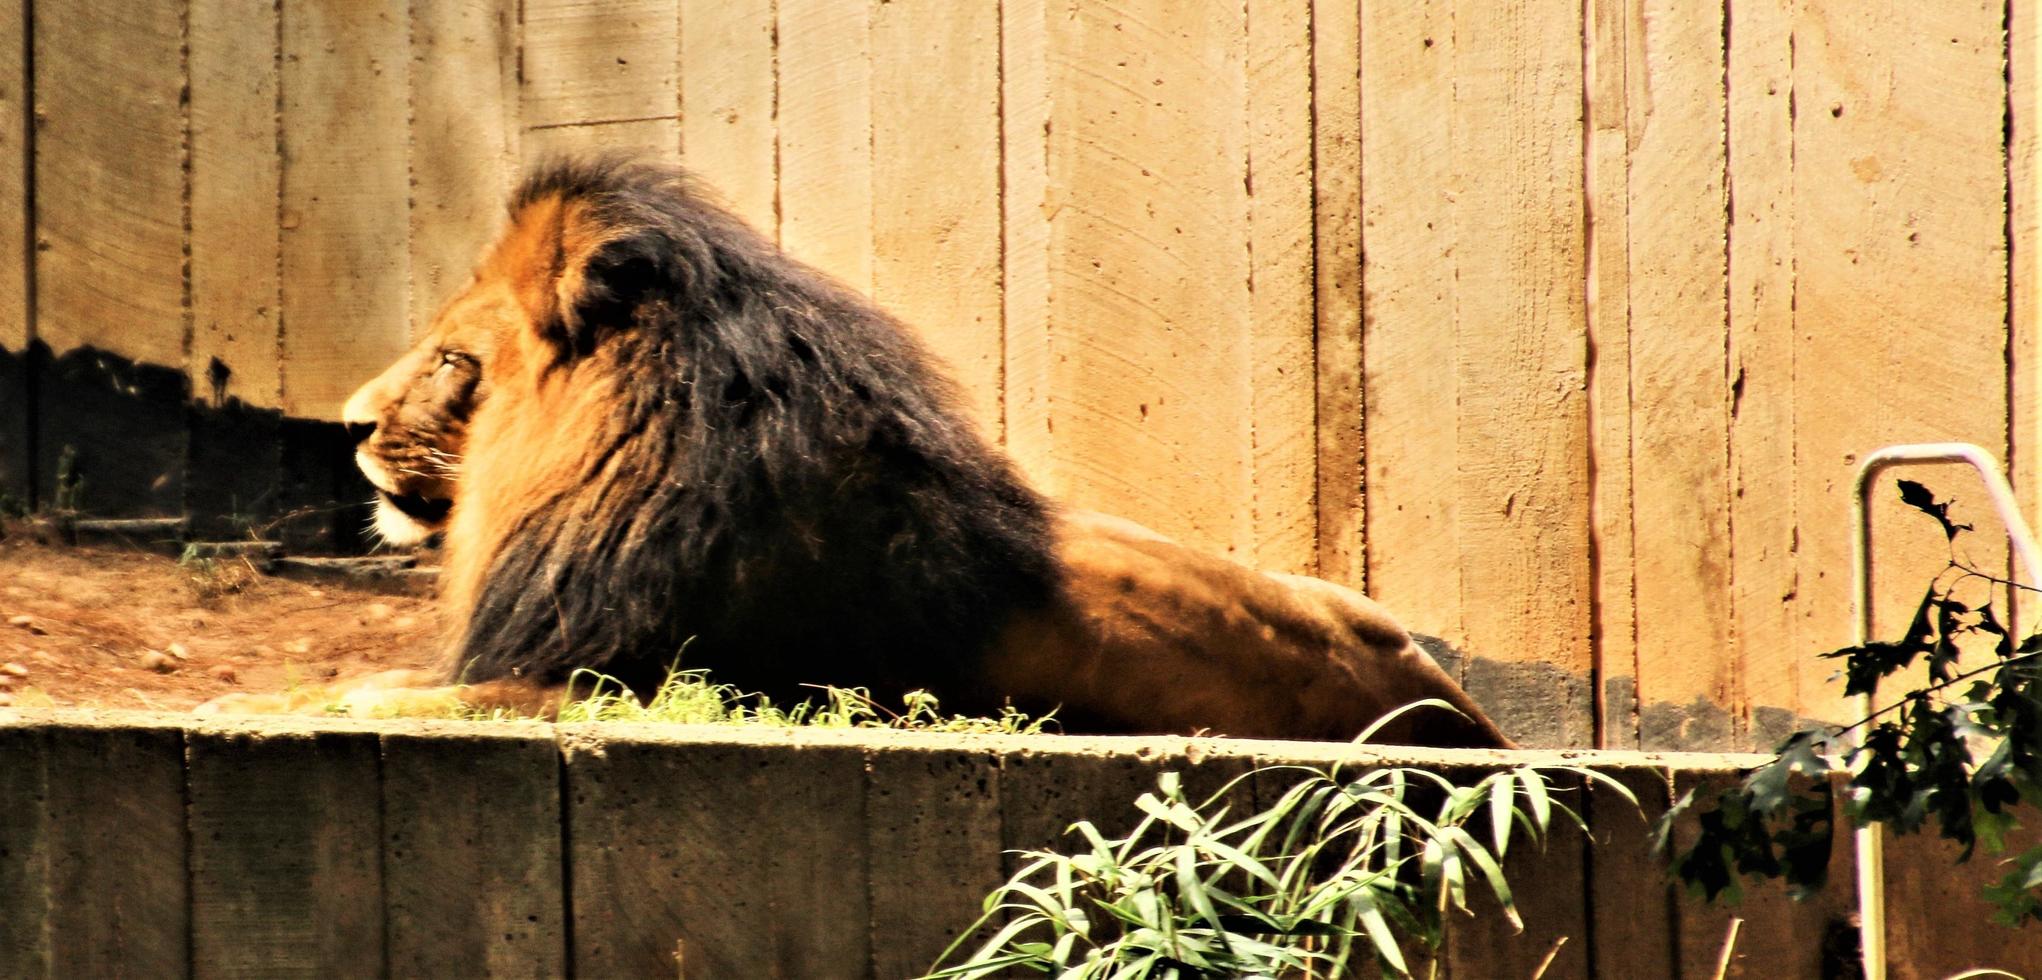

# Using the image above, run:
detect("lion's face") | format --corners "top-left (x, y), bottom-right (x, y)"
top-left (342, 192), bottom-right (608, 546)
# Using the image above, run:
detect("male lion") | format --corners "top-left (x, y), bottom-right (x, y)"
top-left (206, 159), bottom-right (1509, 748)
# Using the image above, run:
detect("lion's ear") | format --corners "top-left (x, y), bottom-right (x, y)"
top-left (548, 234), bottom-right (660, 357)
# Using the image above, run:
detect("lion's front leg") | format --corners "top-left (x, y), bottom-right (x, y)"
top-left (194, 669), bottom-right (561, 720)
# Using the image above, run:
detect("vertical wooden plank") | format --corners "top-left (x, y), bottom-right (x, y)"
top-left (278, 0), bottom-right (412, 421)
top-left (0, 0), bottom-right (27, 504)
top-left (777, 0), bottom-right (872, 292)
top-left (1044, 0), bottom-right (1253, 558)
top-left (1001, 0), bottom-right (1054, 482)
top-left (1727, 0), bottom-right (1800, 748)
top-left (564, 729), bottom-right (870, 979)
top-left (188, 726), bottom-right (385, 977)
top-left (0, 722), bottom-right (49, 978)
top-left (42, 724), bottom-right (190, 977)
top-left (1585, 0), bottom-right (1638, 748)
top-left (2014, 0), bottom-right (2040, 569)
top-left (865, 745), bottom-right (1006, 980)
top-left (1585, 767), bottom-right (1679, 978)
top-left (677, 0), bottom-right (776, 233)
top-left (1358, 0), bottom-right (1458, 639)
top-left (1627, 0), bottom-right (1733, 751)
top-left (1449, 0), bottom-right (1593, 747)
top-left (1313, 0), bottom-right (1363, 587)
top-left (1248, 0), bottom-right (1316, 575)
top-left (1442, 773), bottom-right (1591, 978)
top-left (1791, 1), bottom-right (2008, 724)
top-left (870, 0), bottom-right (1003, 432)
top-left (383, 727), bottom-right (565, 979)
top-left (410, 0), bottom-right (519, 336)
top-left (187, 0), bottom-right (282, 535)
top-left (32, 0), bottom-right (188, 514)
top-left (520, 0), bottom-right (679, 166)
top-left (190, 0), bottom-right (280, 410)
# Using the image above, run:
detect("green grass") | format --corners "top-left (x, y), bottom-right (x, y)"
top-left (531, 666), bottom-right (1059, 735)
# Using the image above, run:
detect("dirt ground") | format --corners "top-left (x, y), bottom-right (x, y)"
top-left (0, 522), bottom-right (440, 710)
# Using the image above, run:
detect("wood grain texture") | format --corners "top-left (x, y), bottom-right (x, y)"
top-left (564, 732), bottom-right (870, 979)
top-left (678, 0), bottom-right (776, 233)
top-left (0, 723), bottom-right (48, 978)
top-left (2014, 0), bottom-right (2040, 602)
top-left (1585, 0), bottom-right (1638, 746)
top-left (383, 728), bottom-right (565, 979)
top-left (871, 0), bottom-right (1003, 433)
top-left (410, 0), bottom-right (519, 337)
top-left (40, 725), bottom-right (190, 978)
top-left (1312, 0), bottom-right (1363, 588)
top-left (1449, 0), bottom-right (1592, 716)
top-left (1358, 0), bottom-right (1458, 642)
top-left (188, 727), bottom-right (384, 978)
top-left (1625, 0), bottom-right (1732, 747)
top-left (1727, 0), bottom-right (1800, 737)
top-left (1247, 0), bottom-right (1315, 576)
top-left (1791, 1), bottom-right (2009, 724)
top-left (0, 0), bottom-right (22, 355)
top-left (31, 0), bottom-right (184, 366)
top-left (1001, 0), bottom-right (1054, 482)
top-left (777, 0), bottom-right (872, 292)
top-left (190, 0), bottom-right (280, 410)
top-left (520, 0), bottom-right (678, 164)
top-left (1045, 0), bottom-right (1253, 558)
top-left (278, 0), bottom-right (412, 420)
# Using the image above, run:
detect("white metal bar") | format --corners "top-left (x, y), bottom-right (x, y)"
top-left (1850, 442), bottom-right (2042, 980)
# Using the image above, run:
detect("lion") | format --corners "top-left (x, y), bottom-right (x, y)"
top-left (203, 159), bottom-right (1510, 748)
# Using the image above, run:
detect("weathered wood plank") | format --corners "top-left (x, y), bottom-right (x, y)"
top-left (1585, 767), bottom-right (1679, 979)
top-left (1585, 0), bottom-right (1638, 748)
top-left (410, 0), bottom-right (518, 336)
top-left (1247, 0), bottom-right (1316, 576)
top-left (1626, 0), bottom-right (1732, 751)
top-left (41, 723), bottom-right (189, 978)
top-left (865, 745), bottom-right (1007, 980)
top-left (278, 0), bottom-right (412, 421)
top-left (776, 0), bottom-right (872, 292)
top-left (2014, 0), bottom-right (2040, 599)
top-left (1790, 1), bottom-right (2009, 724)
top-left (187, 0), bottom-right (283, 534)
top-left (564, 728), bottom-right (870, 979)
top-left (1312, 0), bottom-right (1363, 588)
top-left (1044, 0), bottom-right (1253, 558)
top-left (32, 0), bottom-right (187, 514)
top-left (1357, 0), bottom-right (1457, 639)
top-left (677, 0), bottom-right (776, 233)
top-left (1449, 0), bottom-right (1593, 747)
top-left (188, 725), bottom-right (385, 978)
top-left (1442, 772), bottom-right (1592, 979)
top-left (870, 0), bottom-right (1003, 432)
top-left (1726, 0), bottom-right (1800, 747)
top-left (0, 722), bottom-right (50, 978)
top-left (383, 726), bottom-right (565, 979)
top-left (1001, 0), bottom-right (1054, 481)
top-left (0, 0), bottom-right (28, 503)
top-left (520, 0), bottom-right (678, 165)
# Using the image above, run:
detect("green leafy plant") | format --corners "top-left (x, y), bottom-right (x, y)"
top-left (532, 665), bottom-right (1056, 734)
top-left (1663, 480), bottom-right (2042, 925)
top-left (925, 703), bottom-right (1636, 979)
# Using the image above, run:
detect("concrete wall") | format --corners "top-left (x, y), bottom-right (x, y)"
top-left (4, 711), bottom-right (2028, 978)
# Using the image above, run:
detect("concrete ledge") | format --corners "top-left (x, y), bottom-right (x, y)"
top-left (0, 709), bottom-right (1998, 978)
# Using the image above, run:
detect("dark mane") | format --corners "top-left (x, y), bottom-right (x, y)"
top-left (456, 158), bottom-right (1061, 707)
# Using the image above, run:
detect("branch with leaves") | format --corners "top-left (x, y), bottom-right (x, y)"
top-left (1662, 480), bottom-right (2042, 925)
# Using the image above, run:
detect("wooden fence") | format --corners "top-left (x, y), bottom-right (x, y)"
top-left (8, 711), bottom-right (2033, 979)
top-left (0, 0), bottom-right (2034, 749)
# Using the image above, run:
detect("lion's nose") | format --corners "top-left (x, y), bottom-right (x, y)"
top-left (344, 421), bottom-right (375, 445)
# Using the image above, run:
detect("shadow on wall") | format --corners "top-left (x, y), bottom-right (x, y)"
top-left (0, 340), bottom-right (374, 552)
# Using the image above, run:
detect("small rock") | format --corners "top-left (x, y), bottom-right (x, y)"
top-left (307, 589), bottom-right (326, 599)
top-left (0, 662), bottom-right (26, 677)
top-left (364, 602), bottom-right (395, 622)
top-left (207, 664), bottom-right (238, 685)
top-left (0, 690), bottom-right (12, 707)
top-left (392, 615), bottom-right (419, 630)
top-left (283, 638), bottom-right (312, 656)
top-left (0, 674), bottom-right (13, 689)
top-left (30, 650), bottom-right (55, 665)
top-left (166, 642), bottom-right (190, 660)
top-left (6, 614), bottom-right (43, 635)
top-left (138, 650), bottom-right (176, 673)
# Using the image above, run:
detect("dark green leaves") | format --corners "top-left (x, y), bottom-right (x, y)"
top-left (1665, 480), bottom-right (2042, 926)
